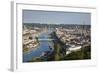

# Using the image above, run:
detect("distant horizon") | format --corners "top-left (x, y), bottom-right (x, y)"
top-left (23, 10), bottom-right (91, 25)
top-left (23, 22), bottom-right (90, 25)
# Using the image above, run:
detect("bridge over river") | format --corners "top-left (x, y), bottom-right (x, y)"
top-left (38, 38), bottom-right (55, 41)
top-left (23, 28), bottom-right (55, 62)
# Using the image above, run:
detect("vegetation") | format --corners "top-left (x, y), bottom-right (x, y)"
top-left (28, 57), bottom-right (43, 62)
top-left (35, 36), bottom-right (39, 43)
top-left (62, 45), bottom-right (91, 60)
top-left (23, 47), bottom-right (29, 52)
top-left (54, 44), bottom-right (60, 60)
top-left (29, 36), bottom-right (33, 40)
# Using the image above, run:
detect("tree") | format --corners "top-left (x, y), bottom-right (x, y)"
top-left (35, 36), bottom-right (39, 43)
top-left (29, 36), bottom-right (33, 40)
top-left (54, 44), bottom-right (61, 60)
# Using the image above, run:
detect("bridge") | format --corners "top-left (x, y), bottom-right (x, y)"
top-left (38, 39), bottom-right (55, 41)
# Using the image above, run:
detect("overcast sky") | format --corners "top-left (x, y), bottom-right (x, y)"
top-left (23, 10), bottom-right (91, 25)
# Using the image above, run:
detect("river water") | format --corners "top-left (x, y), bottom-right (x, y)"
top-left (23, 30), bottom-right (54, 62)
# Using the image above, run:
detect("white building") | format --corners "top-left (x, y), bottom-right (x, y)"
top-left (66, 46), bottom-right (81, 55)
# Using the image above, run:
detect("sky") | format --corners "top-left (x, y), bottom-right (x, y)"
top-left (23, 10), bottom-right (91, 25)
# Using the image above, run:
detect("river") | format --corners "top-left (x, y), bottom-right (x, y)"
top-left (23, 29), bottom-right (54, 62)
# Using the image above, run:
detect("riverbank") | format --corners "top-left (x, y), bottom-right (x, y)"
top-left (23, 30), bottom-right (55, 62)
top-left (23, 41), bottom-right (40, 54)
